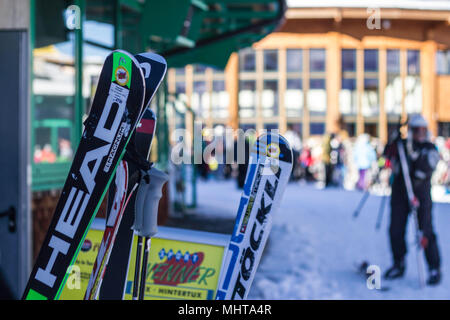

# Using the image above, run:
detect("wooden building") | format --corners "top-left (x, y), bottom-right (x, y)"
top-left (168, 1), bottom-right (450, 142)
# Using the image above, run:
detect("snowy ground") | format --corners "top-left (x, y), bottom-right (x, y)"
top-left (195, 179), bottom-right (450, 299)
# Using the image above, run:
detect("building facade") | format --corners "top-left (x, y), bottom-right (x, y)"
top-left (168, 2), bottom-right (450, 142)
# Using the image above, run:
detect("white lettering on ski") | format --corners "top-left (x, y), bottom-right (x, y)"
top-left (35, 236), bottom-right (70, 287)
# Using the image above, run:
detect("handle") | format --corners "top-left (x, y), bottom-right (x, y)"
top-left (133, 168), bottom-right (168, 237)
top-left (133, 174), bottom-right (149, 232)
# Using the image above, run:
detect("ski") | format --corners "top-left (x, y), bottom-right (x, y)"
top-left (94, 52), bottom-right (167, 300)
top-left (216, 132), bottom-right (293, 300)
top-left (23, 50), bottom-right (146, 300)
top-left (84, 108), bottom-right (158, 300)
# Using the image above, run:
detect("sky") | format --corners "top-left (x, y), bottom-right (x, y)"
top-left (55, 20), bottom-right (114, 60)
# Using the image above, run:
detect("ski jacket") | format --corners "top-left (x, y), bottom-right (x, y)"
top-left (384, 139), bottom-right (440, 203)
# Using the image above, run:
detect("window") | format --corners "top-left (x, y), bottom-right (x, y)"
top-left (264, 50), bottom-right (278, 72)
top-left (342, 49), bottom-right (356, 72)
top-left (363, 78), bottom-right (379, 117)
top-left (175, 81), bottom-right (187, 104)
top-left (364, 49), bottom-right (378, 72)
top-left (211, 80), bottom-right (229, 119)
top-left (239, 123), bottom-right (256, 132)
top-left (385, 50), bottom-right (401, 115)
top-left (343, 122), bottom-right (356, 137)
top-left (262, 80), bottom-right (278, 118)
top-left (175, 68), bottom-right (186, 75)
top-left (437, 50), bottom-right (450, 75)
top-left (192, 81), bottom-right (209, 119)
top-left (33, 18), bottom-right (76, 166)
top-left (286, 49), bottom-right (303, 118)
top-left (310, 122), bottom-right (325, 135)
top-left (340, 78), bottom-right (357, 115)
top-left (194, 64), bottom-right (207, 74)
top-left (287, 122), bottom-right (302, 137)
top-left (264, 123), bottom-right (279, 131)
top-left (310, 49), bottom-right (326, 72)
top-left (340, 49), bottom-right (356, 115)
top-left (308, 78), bottom-right (326, 116)
top-left (407, 50), bottom-right (420, 75)
top-left (33, 97), bottom-right (75, 164)
top-left (405, 50), bottom-right (422, 114)
top-left (239, 80), bottom-right (256, 118)
top-left (285, 79), bottom-right (303, 117)
top-left (176, 81), bottom-right (186, 93)
top-left (438, 122), bottom-right (450, 138)
top-left (240, 48), bottom-right (256, 72)
top-left (286, 49), bottom-right (302, 73)
top-left (387, 50), bottom-right (400, 74)
top-left (364, 123), bottom-right (378, 138)
top-left (363, 49), bottom-right (379, 116)
top-left (308, 49), bottom-right (326, 116)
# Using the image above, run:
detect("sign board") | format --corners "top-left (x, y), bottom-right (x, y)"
top-left (59, 219), bottom-right (229, 300)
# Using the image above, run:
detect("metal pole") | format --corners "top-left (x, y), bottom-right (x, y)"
top-left (74, 0), bottom-right (84, 148)
top-left (352, 191), bottom-right (370, 218)
top-left (114, 0), bottom-right (123, 49)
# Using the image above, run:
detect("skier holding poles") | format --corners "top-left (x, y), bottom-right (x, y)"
top-left (383, 114), bottom-right (442, 286)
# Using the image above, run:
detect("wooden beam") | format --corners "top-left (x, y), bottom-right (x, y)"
top-left (379, 49), bottom-right (388, 144)
top-left (356, 48), bottom-right (364, 136)
top-left (400, 49), bottom-right (407, 120)
top-left (286, 8), bottom-right (450, 22)
top-left (255, 49), bottom-right (263, 132)
top-left (278, 48), bottom-right (287, 133)
top-left (421, 41), bottom-right (438, 136)
top-left (326, 32), bottom-right (341, 134)
top-left (225, 52), bottom-right (239, 130)
top-left (302, 49), bottom-right (310, 140)
top-left (185, 65), bottom-right (194, 150)
top-left (206, 67), bottom-right (214, 128)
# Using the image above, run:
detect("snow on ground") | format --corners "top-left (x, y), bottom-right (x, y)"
top-left (196, 179), bottom-right (450, 299)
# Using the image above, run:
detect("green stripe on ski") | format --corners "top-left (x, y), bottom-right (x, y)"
top-left (112, 52), bottom-right (132, 88)
top-left (54, 135), bottom-right (133, 300)
top-left (26, 289), bottom-right (48, 300)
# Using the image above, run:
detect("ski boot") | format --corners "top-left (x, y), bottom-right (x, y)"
top-left (427, 269), bottom-right (441, 286)
top-left (384, 260), bottom-right (405, 280)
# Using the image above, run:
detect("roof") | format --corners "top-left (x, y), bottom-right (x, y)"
top-left (286, 0), bottom-right (450, 11)
top-left (85, 0), bottom-right (287, 68)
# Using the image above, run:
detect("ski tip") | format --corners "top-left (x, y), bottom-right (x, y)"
top-left (252, 132), bottom-right (294, 166)
top-left (137, 52), bottom-right (167, 66)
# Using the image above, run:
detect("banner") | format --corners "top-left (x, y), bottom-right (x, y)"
top-left (59, 219), bottom-right (228, 300)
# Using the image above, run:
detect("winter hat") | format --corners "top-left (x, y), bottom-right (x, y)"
top-left (408, 114), bottom-right (428, 128)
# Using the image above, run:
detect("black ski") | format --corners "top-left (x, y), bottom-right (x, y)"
top-left (23, 50), bottom-right (146, 300)
top-left (98, 52), bottom-right (167, 300)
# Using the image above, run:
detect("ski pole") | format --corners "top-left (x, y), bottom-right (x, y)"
top-left (397, 139), bottom-right (426, 288)
top-left (353, 191), bottom-right (370, 218)
top-left (131, 172), bottom-right (149, 300)
top-left (132, 167), bottom-right (168, 300)
top-left (139, 237), bottom-right (151, 300)
top-left (131, 236), bottom-right (143, 300)
top-left (375, 195), bottom-right (387, 230)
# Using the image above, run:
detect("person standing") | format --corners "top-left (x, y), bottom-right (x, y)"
top-left (353, 134), bottom-right (377, 190)
top-left (284, 125), bottom-right (302, 181)
top-left (383, 114), bottom-right (442, 285)
top-left (322, 133), bottom-right (335, 187)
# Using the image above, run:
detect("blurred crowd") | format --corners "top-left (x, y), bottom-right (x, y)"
top-left (287, 129), bottom-right (450, 195)
top-left (194, 125), bottom-right (450, 196)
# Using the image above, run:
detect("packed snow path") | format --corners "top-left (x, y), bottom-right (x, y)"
top-left (195, 179), bottom-right (450, 299)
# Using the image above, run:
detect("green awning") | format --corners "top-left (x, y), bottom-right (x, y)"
top-left (86, 0), bottom-right (286, 68)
